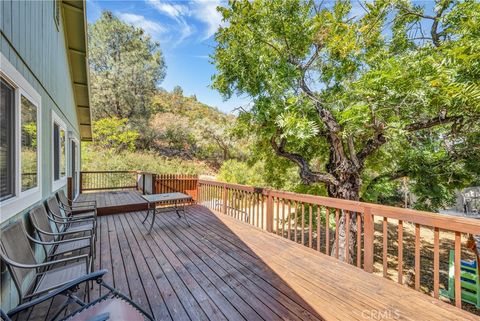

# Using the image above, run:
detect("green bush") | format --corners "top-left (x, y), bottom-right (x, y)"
top-left (82, 143), bottom-right (214, 175)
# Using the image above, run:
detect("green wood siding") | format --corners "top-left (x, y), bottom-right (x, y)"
top-left (1, 0), bottom-right (83, 311)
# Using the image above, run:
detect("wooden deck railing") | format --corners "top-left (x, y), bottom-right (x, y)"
top-left (197, 179), bottom-right (480, 309)
top-left (138, 173), bottom-right (198, 199)
top-left (82, 171), bottom-right (199, 200)
top-left (77, 171), bottom-right (480, 309)
top-left (80, 171), bottom-right (139, 192)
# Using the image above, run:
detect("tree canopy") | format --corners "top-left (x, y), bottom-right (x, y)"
top-left (212, 0), bottom-right (480, 260)
top-left (213, 0), bottom-right (480, 210)
top-left (88, 11), bottom-right (166, 123)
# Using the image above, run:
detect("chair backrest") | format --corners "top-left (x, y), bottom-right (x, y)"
top-left (0, 221), bottom-right (37, 300)
top-left (46, 196), bottom-right (67, 230)
top-left (29, 204), bottom-right (55, 243)
top-left (57, 190), bottom-right (71, 212)
top-left (57, 189), bottom-right (69, 203)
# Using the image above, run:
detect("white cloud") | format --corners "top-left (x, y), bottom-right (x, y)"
top-left (144, 0), bottom-right (224, 43)
top-left (178, 20), bottom-right (195, 43)
top-left (117, 12), bottom-right (167, 37)
top-left (191, 0), bottom-right (223, 40)
top-left (146, 0), bottom-right (190, 20)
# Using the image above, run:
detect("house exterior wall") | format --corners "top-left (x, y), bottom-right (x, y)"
top-left (1, 0), bottom-right (83, 310)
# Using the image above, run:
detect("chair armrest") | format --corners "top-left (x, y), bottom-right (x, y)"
top-left (47, 212), bottom-right (69, 223)
top-left (35, 225), bottom-right (92, 237)
top-left (62, 203), bottom-right (96, 211)
top-left (7, 270), bottom-right (108, 318)
top-left (1, 253), bottom-right (88, 269)
top-left (26, 232), bottom-right (91, 245)
top-left (66, 217), bottom-right (96, 223)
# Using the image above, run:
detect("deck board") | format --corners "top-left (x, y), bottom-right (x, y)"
top-left (25, 191), bottom-right (479, 321)
top-left (99, 207), bottom-right (478, 320)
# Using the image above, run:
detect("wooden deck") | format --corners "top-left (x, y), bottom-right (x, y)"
top-left (42, 205), bottom-right (475, 320)
top-left (76, 190), bottom-right (148, 215)
top-left (23, 190), bottom-right (478, 320)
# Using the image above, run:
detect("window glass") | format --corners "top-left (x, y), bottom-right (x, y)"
top-left (0, 79), bottom-right (15, 200)
top-left (21, 95), bottom-right (38, 191)
top-left (53, 121), bottom-right (66, 181)
top-left (54, 123), bottom-right (60, 180)
top-left (60, 128), bottom-right (65, 177)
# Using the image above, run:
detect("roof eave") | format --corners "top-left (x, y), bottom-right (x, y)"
top-left (62, 0), bottom-right (92, 141)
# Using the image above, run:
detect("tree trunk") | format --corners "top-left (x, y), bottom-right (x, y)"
top-left (329, 176), bottom-right (361, 263)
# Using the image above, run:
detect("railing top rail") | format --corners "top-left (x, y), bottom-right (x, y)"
top-left (198, 179), bottom-right (480, 234)
top-left (198, 179), bottom-right (260, 193)
top-left (81, 170), bottom-right (138, 174)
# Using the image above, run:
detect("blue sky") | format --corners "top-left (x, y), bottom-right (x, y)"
top-left (86, 1), bottom-right (435, 114)
top-left (86, 0), bottom-right (253, 114)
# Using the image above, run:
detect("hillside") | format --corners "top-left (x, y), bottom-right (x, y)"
top-left (83, 86), bottom-right (244, 174)
top-left (148, 87), bottom-right (241, 165)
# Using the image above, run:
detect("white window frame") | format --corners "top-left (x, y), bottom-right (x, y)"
top-left (52, 110), bottom-right (68, 191)
top-left (0, 53), bottom-right (42, 222)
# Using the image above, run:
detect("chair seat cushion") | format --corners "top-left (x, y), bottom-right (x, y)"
top-left (66, 298), bottom-right (147, 321)
top-left (35, 262), bottom-right (87, 294)
top-left (54, 238), bottom-right (91, 256)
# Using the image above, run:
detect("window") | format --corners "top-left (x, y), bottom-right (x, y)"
top-left (21, 95), bottom-right (38, 191)
top-left (1, 53), bottom-right (42, 222)
top-left (52, 111), bottom-right (67, 191)
top-left (0, 79), bottom-right (15, 201)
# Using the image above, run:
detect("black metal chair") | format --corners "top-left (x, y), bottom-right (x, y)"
top-left (46, 196), bottom-right (96, 238)
top-left (5, 270), bottom-right (155, 321)
top-left (57, 190), bottom-right (97, 218)
top-left (0, 221), bottom-right (90, 304)
top-left (28, 204), bottom-right (93, 266)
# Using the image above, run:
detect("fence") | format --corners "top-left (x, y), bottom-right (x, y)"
top-left (80, 171), bottom-right (138, 192)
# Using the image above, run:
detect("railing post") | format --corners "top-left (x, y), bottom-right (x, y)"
top-left (222, 183), bottom-right (227, 214)
top-left (152, 174), bottom-right (157, 194)
top-left (196, 178), bottom-right (200, 204)
top-left (79, 172), bottom-right (83, 194)
top-left (363, 207), bottom-right (374, 273)
top-left (67, 177), bottom-right (73, 205)
top-left (142, 173), bottom-right (146, 195)
top-left (266, 190), bottom-right (273, 233)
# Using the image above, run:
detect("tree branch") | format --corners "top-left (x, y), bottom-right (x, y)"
top-left (347, 135), bottom-right (360, 168)
top-left (363, 169), bottom-right (408, 195)
top-left (356, 123), bottom-right (386, 166)
top-left (358, 113), bottom-right (463, 166)
top-left (430, 0), bottom-right (451, 47)
top-left (271, 133), bottom-right (338, 186)
top-left (404, 114), bottom-right (462, 132)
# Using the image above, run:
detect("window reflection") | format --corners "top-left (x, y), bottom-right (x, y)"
top-left (21, 95), bottom-right (38, 191)
top-left (60, 128), bottom-right (65, 177)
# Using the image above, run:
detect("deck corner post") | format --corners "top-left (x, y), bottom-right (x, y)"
top-left (222, 183), bottom-right (228, 214)
top-left (363, 207), bottom-right (374, 273)
top-left (266, 190), bottom-right (274, 233)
